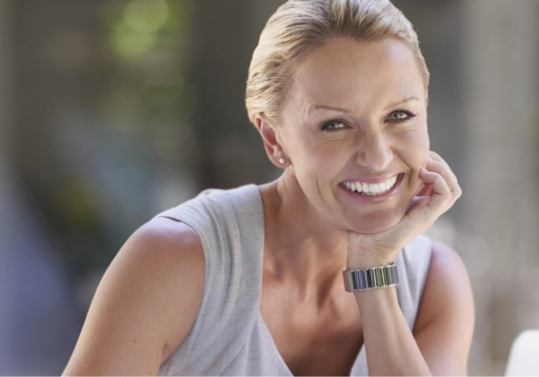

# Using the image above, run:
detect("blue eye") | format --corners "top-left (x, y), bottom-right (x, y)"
top-left (320, 120), bottom-right (347, 132)
top-left (388, 110), bottom-right (415, 122)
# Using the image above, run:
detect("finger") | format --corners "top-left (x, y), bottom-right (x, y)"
top-left (397, 168), bottom-right (452, 236)
top-left (428, 152), bottom-right (460, 191)
top-left (424, 155), bottom-right (462, 202)
top-left (418, 167), bottom-right (453, 212)
top-left (388, 194), bottom-right (435, 247)
top-left (405, 195), bottom-right (429, 214)
top-left (391, 163), bottom-right (458, 246)
top-left (425, 158), bottom-right (458, 197)
top-left (426, 154), bottom-right (457, 187)
top-left (416, 182), bottom-right (433, 197)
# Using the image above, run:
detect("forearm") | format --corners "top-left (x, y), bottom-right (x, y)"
top-left (354, 287), bottom-right (431, 376)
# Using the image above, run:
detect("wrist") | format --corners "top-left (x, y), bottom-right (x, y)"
top-left (347, 253), bottom-right (397, 269)
top-left (353, 284), bottom-right (400, 314)
top-left (346, 238), bottom-right (399, 269)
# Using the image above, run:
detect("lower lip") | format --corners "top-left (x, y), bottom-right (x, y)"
top-left (339, 174), bottom-right (404, 203)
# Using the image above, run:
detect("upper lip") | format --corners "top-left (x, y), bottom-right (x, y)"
top-left (341, 173), bottom-right (402, 184)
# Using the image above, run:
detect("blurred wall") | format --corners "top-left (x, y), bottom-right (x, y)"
top-left (0, 1), bottom-right (80, 374)
top-left (0, 0), bottom-right (538, 375)
top-left (461, 0), bottom-right (539, 373)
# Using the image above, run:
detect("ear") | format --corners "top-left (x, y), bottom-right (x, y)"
top-left (254, 113), bottom-right (288, 167)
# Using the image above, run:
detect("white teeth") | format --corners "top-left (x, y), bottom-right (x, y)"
top-left (343, 175), bottom-right (398, 196)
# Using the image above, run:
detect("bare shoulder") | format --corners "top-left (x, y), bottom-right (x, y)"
top-left (413, 240), bottom-right (475, 375)
top-left (425, 240), bottom-right (470, 289)
top-left (63, 217), bottom-right (205, 376)
top-left (119, 216), bottom-right (204, 271)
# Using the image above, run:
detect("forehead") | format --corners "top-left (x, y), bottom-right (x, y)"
top-left (288, 37), bottom-right (425, 113)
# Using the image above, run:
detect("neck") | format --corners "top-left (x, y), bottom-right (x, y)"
top-left (259, 171), bottom-right (349, 301)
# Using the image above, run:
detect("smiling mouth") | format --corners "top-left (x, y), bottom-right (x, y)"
top-left (341, 174), bottom-right (403, 196)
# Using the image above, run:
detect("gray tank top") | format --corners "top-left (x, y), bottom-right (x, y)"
top-left (155, 184), bottom-right (432, 376)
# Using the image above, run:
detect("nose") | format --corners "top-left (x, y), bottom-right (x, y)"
top-left (355, 130), bottom-right (394, 171)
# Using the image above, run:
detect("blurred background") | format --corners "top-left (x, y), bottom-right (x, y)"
top-left (0, 0), bottom-right (537, 375)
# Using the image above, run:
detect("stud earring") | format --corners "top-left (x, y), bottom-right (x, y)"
top-left (278, 157), bottom-right (286, 165)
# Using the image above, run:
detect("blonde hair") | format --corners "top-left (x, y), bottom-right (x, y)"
top-left (245, 0), bottom-right (430, 125)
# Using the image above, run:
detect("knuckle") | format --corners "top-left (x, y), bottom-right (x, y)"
top-left (429, 151), bottom-right (442, 160)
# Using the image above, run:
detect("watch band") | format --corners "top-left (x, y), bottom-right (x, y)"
top-left (342, 263), bottom-right (399, 292)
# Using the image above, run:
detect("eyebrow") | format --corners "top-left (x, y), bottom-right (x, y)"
top-left (309, 96), bottom-right (421, 115)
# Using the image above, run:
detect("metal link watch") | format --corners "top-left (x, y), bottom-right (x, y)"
top-left (342, 263), bottom-right (399, 292)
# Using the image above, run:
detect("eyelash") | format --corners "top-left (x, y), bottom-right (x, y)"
top-left (388, 110), bottom-right (416, 122)
top-left (320, 110), bottom-right (417, 132)
top-left (320, 119), bottom-right (348, 132)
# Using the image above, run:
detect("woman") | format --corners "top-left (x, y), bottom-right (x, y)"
top-left (63, 0), bottom-right (474, 375)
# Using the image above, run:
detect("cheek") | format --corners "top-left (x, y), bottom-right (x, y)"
top-left (297, 136), bottom-right (349, 170)
top-left (290, 140), bottom-right (351, 198)
top-left (395, 128), bottom-right (429, 169)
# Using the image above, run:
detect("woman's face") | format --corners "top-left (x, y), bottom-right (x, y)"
top-left (277, 37), bottom-right (429, 234)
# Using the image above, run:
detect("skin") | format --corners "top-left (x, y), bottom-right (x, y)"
top-left (257, 36), bottom-right (446, 281)
top-left (255, 37), bottom-right (473, 375)
top-left (63, 37), bottom-right (474, 376)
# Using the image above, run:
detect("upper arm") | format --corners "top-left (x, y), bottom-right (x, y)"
top-left (63, 217), bottom-right (205, 376)
top-left (413, 240), bottom-right (475, 376)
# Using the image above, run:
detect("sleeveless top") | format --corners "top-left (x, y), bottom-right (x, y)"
top-left (154, 184), bottom-right (433, 376)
